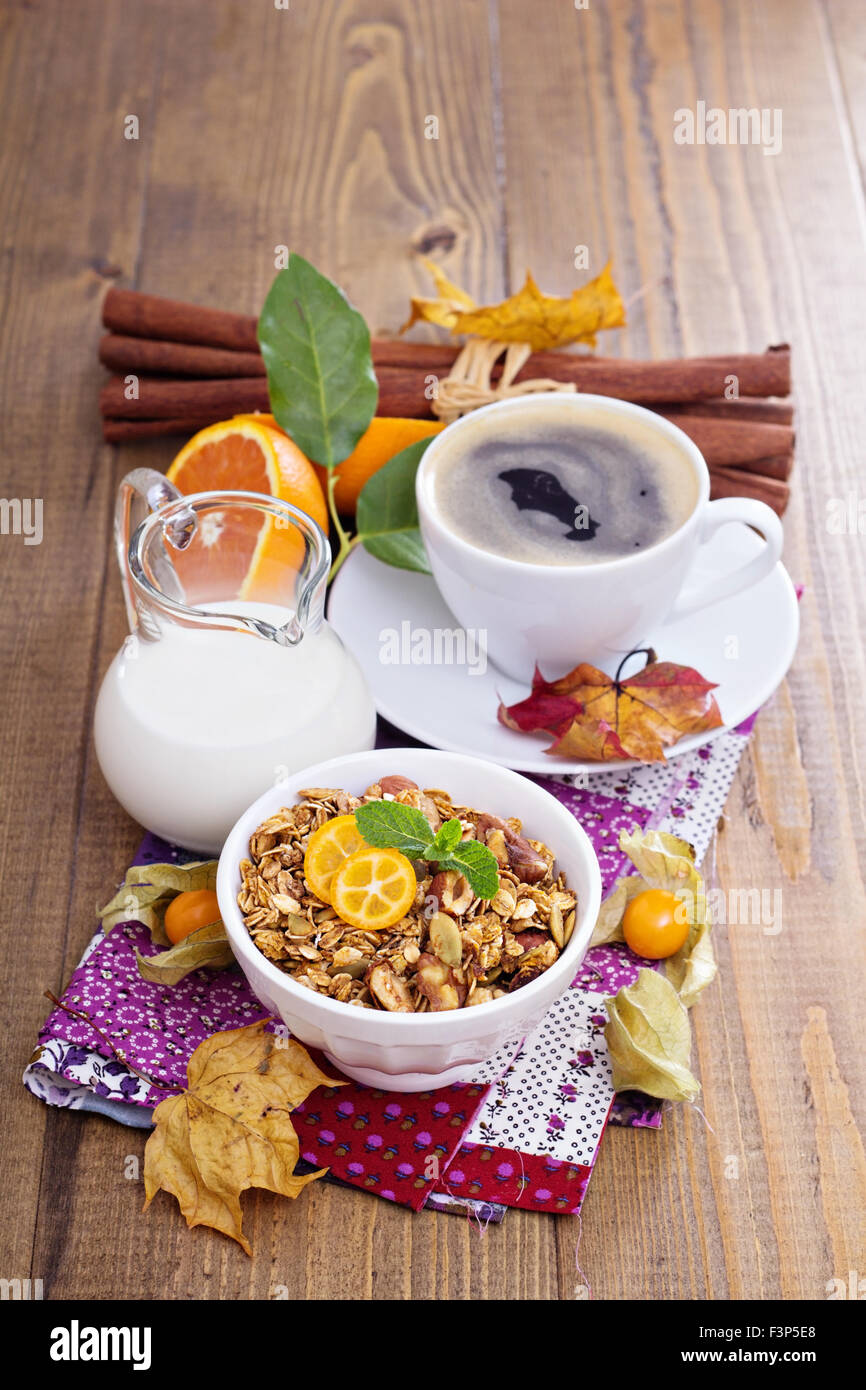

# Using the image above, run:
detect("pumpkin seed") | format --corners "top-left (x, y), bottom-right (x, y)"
top-left (429, 911), bottom-right (463, 968)
top-left (549, 903), bottom-right (564, 948)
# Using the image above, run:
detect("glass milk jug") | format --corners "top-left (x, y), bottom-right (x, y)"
top-left (95, 469), bottom-right (376, 854)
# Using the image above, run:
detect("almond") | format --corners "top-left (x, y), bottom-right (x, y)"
top-left (428, 911), bottom-right (463, 968)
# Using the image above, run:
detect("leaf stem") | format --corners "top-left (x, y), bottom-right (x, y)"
top-left (614, 647), bottom-right (655, 687)
top-left (326, 472), bottom-right (361, 582)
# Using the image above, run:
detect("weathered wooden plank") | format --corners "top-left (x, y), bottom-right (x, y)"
top-left (4, 0), bottom-right (865, 1300)
top-left (0, 0), bottom-right (162, 1285)
top-left (12, 0), bottom-right (506, 1300)
top-left (498, 0), bottom-right (866, 1300)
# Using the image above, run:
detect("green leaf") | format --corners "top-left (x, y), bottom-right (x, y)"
top-left (604, 968), bottom-right (700, 1103)
top-left (136, 922), bottom-right (235, 986)
top-left (429, 817), bottom-right (463, 858)
top-left (354, 800), bottom-right (434, 856)
top-left (355, 437), bottom-right (433, 573)
top-left (257, 255), bottom-right (378, 468)
top-left (99, 861), bottom-right (218, 945)
top-left (439, 839), bottom-right (500, 901)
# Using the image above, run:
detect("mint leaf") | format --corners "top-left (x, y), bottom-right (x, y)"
top-left (429, 818), bottom-right (463, 858)
top-left (356, 437), bottom-right (433, 573)
top-left (258, 255), bottom-right (378, 468)
top-left (354, 802), bottom-right (499, 899)
top-left (354, 800), bottom-right (434, 856)
top-left (439, 840), bottom-right (500, 901)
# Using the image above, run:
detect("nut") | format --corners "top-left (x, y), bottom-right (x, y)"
top-left (513, 928), bottom-right (549, 954)
top-left (366, 963), bottom-right (414, 1012)
top-left (510, 939), bottom-right (559, 990)
top-left (428, 911), bottom-right (463, 968)
top-left (394, 786), bottom-right (441, 831)
top-left (332, 945), bottom-right (365, 967)
top-left (490, 881), bottom-right (518, 917)
top-left (241, 782), bottom-right (572, 1013)
top-left (414, 953), bottom-right (466, 1011)
top-left (503, 835), bottom-right (548, 884)
top-left (378, 775), bottom-right (419, 796)
top-left (485, 828), bottom-right (510, 867)
top-left (430, 870), bottom-right (473, 916)
top-left (478, 813), bottom-right (548, 883)
top-left (465, 986), bottom-right (495, 1007)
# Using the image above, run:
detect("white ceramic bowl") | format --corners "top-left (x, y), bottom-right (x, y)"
top-left (217, 749), bottom-right (601, 1091)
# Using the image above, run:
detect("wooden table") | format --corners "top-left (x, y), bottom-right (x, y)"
top-left (2, 0), bottom-right (864, 1301)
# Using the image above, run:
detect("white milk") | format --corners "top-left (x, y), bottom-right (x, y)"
top-left (94, 602), bottom-right (376, 854)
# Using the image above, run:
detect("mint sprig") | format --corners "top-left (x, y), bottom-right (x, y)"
top-left (354, 800), bottom-right (500, 901)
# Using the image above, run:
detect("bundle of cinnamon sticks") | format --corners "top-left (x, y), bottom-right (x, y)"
top-left (98, 288), bottom-right (795, 516)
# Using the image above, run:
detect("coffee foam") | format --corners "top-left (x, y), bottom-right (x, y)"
top-left (430, 401), bottom-right (700, 566)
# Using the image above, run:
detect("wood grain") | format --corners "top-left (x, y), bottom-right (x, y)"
top-left (1, 0), bottom-right (864, 1300)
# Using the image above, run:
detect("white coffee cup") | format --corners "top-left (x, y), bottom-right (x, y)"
top-left (416, 393), bottom-right (784, 681)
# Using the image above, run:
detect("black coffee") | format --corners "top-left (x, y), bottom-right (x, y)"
top-left (432, 402), bottom-right (699, 565)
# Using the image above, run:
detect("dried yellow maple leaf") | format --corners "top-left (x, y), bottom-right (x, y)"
top-left (144, 1020), bottom-right (345, 1254)
top-left (402, 258), bottom-right (625, 351)
top-left (401, 256), bottom-right (477, 332)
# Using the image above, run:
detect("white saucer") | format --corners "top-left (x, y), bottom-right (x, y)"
top-left (328, 523), bottom-right (799, 775)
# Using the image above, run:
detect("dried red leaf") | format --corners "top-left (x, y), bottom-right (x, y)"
top-left (498, 651), bottom-right (723, 763)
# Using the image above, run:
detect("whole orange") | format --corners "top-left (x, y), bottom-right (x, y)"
top-left (312, 417), bottom-right (444, 515)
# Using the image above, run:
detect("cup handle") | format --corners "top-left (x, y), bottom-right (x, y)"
top-left (664, 497), bottom-right (784, 623)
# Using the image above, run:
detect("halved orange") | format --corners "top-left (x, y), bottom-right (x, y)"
top-left (304, 814), bottom-right (369, 904)
top-left (165, 417), bottom-right (328, 604)
top-left (331, 847), bottom-right (417, 931)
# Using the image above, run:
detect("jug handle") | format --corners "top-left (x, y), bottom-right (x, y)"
top-left (115, 469), bottom-right (195, 632)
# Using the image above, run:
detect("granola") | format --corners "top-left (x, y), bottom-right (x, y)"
top-left (237, 776), bottom-right (577, 1012)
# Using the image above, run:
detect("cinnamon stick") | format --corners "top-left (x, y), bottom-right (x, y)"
top-left (101, 289), bottom-right (790, 402)
top-left (655, 398), bottom-right (794, 426)
top-left (100, 369), bottom-right (795, 433)
top-left (711, 451), bottom-right (793, 482)
top-left (98, 373), bottom-right (793, 468)
top-left (99, 333), bottom-right (264, 379)
top-left (100, 330), bottom-right (799, 441)
top-left (362, 355), bottom-right (792, 412)
top-left (103, 288), bottom-right (260, 353)
top-left (102, 414), bottom-right (231, 442)
top-left (708, 466), bottom-right (790, 515)
top-left (98, 409), bottom-right (791, 491)
top-left (101, 291), bottom-right (461, 371)
top-left (97, 412), bottom-right (789, 510)
top-left (100, 375), bottom-right (270, 419)
top-left (652, 415), bottom-right (793, 466)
